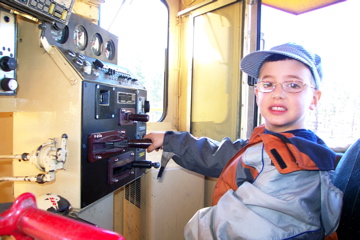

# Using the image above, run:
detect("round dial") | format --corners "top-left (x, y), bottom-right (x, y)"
top-left (105, 40), bottom-right (116, 60)
top-left (73, 25), bottom-right (87, 50)
top-left (51, 25), bottom-right (69, 44)
top-left (91, 33), bottom-right (103, 56)
top-left (1, 78), bottom-right (18, 91)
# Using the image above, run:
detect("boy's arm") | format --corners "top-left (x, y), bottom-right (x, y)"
top-left (160, 131), bottom-right (247, 177)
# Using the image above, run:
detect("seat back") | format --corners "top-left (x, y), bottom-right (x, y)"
top-left (332, 139), bottom-right (360, 239)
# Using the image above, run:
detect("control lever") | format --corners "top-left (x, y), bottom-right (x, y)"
top-left (127, 138), bottom-right (152, 148)
top-left (128, 160), bottom-right (160, 169)
top-left (105, 138), bottom-right (153, 149)
top-left (127, 140), bottom-right (161, 171)
top-left (107, 138), bottom-right (160, 184)
top-left (88, 130), bottom-right (155, 162)
top-left (119, 108), bottom-right (149, 125)
top-left (107, 139), bottom-right (160, 169)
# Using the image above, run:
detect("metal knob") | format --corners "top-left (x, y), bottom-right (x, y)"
top-left (1, 78), bottom-right (18, 91)
top-left (0, 56), bottom-right (17, 72)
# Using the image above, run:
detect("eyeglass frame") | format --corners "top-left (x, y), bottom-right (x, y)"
top-left (255, 80), bottom-right (316, 93)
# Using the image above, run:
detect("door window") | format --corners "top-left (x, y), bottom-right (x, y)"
top-left (100, 0), bottom-right (168, 122)
top-left (261, 0), bottom-right (359, 150)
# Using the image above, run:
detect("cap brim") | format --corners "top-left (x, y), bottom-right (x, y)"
top-left (240, 50), bottom-right (313, 80)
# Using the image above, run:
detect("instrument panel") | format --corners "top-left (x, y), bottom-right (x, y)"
top-left (0, 8), bottom-right (17, 95)
top-left (44, 13), bottom-right (148, 208)
top-left (0, 0), bottom-right (74, 24)
top-left (45, 13), bottom-right (118, 65)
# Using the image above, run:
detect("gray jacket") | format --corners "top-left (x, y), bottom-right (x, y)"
top-left (163, 131), bottom-right (343, 240)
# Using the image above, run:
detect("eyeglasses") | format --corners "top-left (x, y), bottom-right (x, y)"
top-left (255, 81), bottom-right (315, 93)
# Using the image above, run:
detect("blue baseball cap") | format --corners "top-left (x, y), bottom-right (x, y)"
top-left (240, 43), bottom-right (322, 89)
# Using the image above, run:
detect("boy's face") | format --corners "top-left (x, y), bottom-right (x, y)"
top-left (255, 59), bottom-right (322, 132)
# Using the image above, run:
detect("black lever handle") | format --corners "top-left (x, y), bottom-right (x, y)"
top-left (128, 160), bottom-right (160, 169)
top-left (127, 139), bottom-right (152, 148)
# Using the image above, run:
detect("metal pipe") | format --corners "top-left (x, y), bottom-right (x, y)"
top-left (0, 155), bottom-right (22, 160)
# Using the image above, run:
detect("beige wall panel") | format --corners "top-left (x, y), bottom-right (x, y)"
top-left (73, 0), bottom-right (100, 24)
top-left (8, 17), bottom-right (82, 208)
top-left (0, 113), bottom-right (14, 203)
top-left (140, 164), bottom-right (204, 240)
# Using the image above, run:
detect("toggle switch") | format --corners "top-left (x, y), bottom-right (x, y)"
top-left (144, 100), bottom-right (150, 113)
top-left (93, 59), bottom-right (104, 69)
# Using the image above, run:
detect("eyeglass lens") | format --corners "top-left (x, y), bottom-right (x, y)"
top-left (257, 81), bottom-right (305, 93)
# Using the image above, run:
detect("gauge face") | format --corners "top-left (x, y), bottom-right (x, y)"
top-left (51, 25), bottom-right (69, 44)
top-left (73, 25), bottom-right (87, 50)
top-left (105, 40), bottom-right (116, 60)
top-left (91, 33), bottom-right (103, 56)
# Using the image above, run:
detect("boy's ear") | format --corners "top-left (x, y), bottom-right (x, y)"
top-left (254, 87), bottom-right (259, 102)
top-left (309, 90), bottom-right (322, 110)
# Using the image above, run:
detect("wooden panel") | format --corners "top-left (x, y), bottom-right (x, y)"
top-left (0, 112), bottom-right (14, 203)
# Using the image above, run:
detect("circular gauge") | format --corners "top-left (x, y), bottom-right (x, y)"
top-left (105, 40), bottom-right (116, 60)
top-left (51, 25), bottom-right (69, 44)
top-left (73, 25), bottom-right (87, 51)
top-left (91, 33), bottom-right (103, 56)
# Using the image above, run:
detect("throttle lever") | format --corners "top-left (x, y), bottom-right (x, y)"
top-left (127, 139), bottom-right (152, 148)
top-left (129, 160), bottom-right (160, 169)
top-left (104, 138), bottom-right (152, 149)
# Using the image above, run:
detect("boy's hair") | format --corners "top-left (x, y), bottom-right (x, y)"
top-left (260, 54), bottom-right (316, 86)
top-left (262, 54), bottom-right (293, 62)
top-left (240, 43), bottom-right (322, 89)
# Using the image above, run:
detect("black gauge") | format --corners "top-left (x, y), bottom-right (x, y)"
top-left (105, 40), bottom-right (116, 60)
top-left (51, 25), bottom-right (69, 44)
top-left (91, 33), bottom-right (103, 56)
top-left (74, 25), bottom-right (87, 51)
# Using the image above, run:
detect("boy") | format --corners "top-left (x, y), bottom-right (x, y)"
top-left (145, 43), bottom-right (343, 239)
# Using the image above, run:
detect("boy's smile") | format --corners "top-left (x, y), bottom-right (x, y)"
top-left (269, 104), bottom-right (287, 114)
top-left (255, 59), bottom-right (321, 132)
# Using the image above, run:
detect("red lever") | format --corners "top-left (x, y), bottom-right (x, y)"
top-left (0, 192), bottom-right (126, 240)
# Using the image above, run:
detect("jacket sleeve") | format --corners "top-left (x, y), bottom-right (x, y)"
top-left (320, 171), bottom-right (343, 236)
top-left (162, 131), bottom-right (247, 178)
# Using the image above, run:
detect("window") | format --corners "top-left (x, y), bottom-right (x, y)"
top-left (261, 0), bottom-right (360, 150)
top-left (100, 0), bottom-right (168, 122)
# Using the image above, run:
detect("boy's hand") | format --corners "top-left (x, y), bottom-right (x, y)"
top-left (144, 132), bottom-right (165, 153)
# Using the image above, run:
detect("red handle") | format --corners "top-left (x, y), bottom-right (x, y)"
top-left (0, 193), bottom-right (126, 240)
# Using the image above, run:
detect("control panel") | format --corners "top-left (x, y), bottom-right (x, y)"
top-left (0, 0), bottom-right (75, 24)
top-left (60, 48), bottom-right (143, 89)
top-left (40, 13), bottom-right (153, 208)
top-left (81, 81), bottom-right (151, 208)
top-left (0, 8), bottom-right (18, 95)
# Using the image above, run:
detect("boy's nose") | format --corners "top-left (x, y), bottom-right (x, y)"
top-left (271, 84), bottom-right (286, 99)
